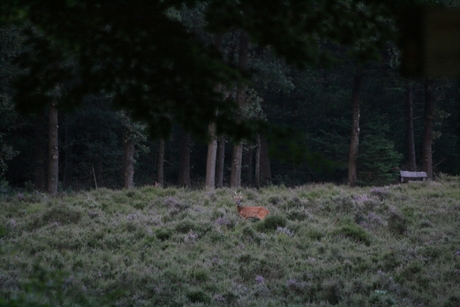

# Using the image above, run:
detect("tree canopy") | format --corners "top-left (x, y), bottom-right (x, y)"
top-left (0, 0), bottom-right (411, 141)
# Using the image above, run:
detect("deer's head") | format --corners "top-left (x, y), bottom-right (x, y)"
top-left (233, 192), bottom-right (243, 206)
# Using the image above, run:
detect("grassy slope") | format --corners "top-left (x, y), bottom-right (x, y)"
top-left (1, 177), bottom-right (460, 307)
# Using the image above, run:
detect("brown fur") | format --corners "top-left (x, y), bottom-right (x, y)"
top-left (236, 205), bottom-right (270, 220)
top-left (233, 192), bottom-right (270, 220)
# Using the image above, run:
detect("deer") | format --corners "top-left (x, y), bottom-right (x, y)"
top-left (233, 192), bottom-right (270, 220)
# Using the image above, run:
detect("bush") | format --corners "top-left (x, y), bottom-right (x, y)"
top-left (155, 227), bottom-right (172, 241)
top-left (321, 279), bottom-right (342, 305)
top-left (444, 295), bottom-right (460, 307)
top-left (368, 290), bottom-right (396, 307)
top-left (307, 229), bottom-right (323, 241)
top-left (2, 183), bottom-right (460, 306)
top-left (333, 224), bottom-right (371, 246)
top-left (382, 251), bottom-right (401, 270)
top-left (388, 210), bottom-right (407, 235)
top-left (28, 206), bottom-right (82, 230)
top-left (0, 225), bottom-right (6, 238)
top-left (42, 206), bottom-right (82, 225)
top-left (174, 218), bottom-right (197, 233)
top-left (286, 207), bottom-right (310, 221)
top-left (268, 195), bottom-right (282, 205)
top-left (186, 289), bottom-right (211, 304)
top-left (255, 215), bottom-right (287, 232)
top-left (190, 267), bottom-right (210, 282)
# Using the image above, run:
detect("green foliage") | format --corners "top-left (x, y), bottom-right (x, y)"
top-left (255, 215), bottom-right (287, 232)
top-left (186, 289), bottom-right (211, 304)
top-left (0, 262), bottom-right (121, 307)
top-left (0, 140), bottom-right (18, 176)
top-left (0, 0), bottom-right (436, 170)
top-left (0, 224), bottom-right (6, 238)
top-left (1, 5), bottom-right (459, 188)
top-left (175, 218), bottom-right (198, 233)
top-left (64, 98), bottom-right (126, 189)
top-left (333, 223), bottom-right (372, 246)
top-left (1, 177), bottom-right (460, 306)
top-left (1, 1), bottom-right (255, 141)
top-left (307, 229), bottom-right (324, 241)
top-left (368, 290), bottom-right (397, 307)
top-left (444, 296), bottom-right (460, 307)
top-left (268, 195), bottom-right (282, 205)
top-left (41, 206), bottom-right (82, 225)
top-left (387, 209), bottom-right (408, 235)
top-left (357, 117), bottom-right (402, 186)
top-left (0, 26), bottom-right (23, 176)
top-left (0, 176), bottom-right (11, 194)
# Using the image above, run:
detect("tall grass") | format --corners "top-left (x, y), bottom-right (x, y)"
top-left (1, 178), bottom-right (460, 306)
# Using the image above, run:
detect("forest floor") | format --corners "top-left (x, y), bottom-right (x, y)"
top-left (1, 177), bottom-right (460, 306)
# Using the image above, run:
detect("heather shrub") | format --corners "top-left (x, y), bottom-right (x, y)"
top-left (174, 218), bottom-right (197, 233)
top-left (1, 178), bottom-right (460, 306)
top-left (287, 195), bottom-right (303, 207)
top-left (387, 209), bottom-right (407, 235)
top-left (286, 206), bottom-right (311, 221)
top-left (240, 224), bottom-right (257, 238)
top-left (320, 278), bottom-right (343, 305)
top-left (187, 289), bottom-right (211, 304)
top-left (0, 225), bottom-right (6, 238)
top-left (368, 290), bottom-right (397, 307)
top-left (381, 251), bottom-right (402, 270)
top-left (444, 295), bottom-right (460, 307)
top-left (307, 228), bottom-right (324, 241)
top-left (267, 195), bottom-right (282, 205)
top-left (44, 205), bottom-right (82, 224)
top-left (333, 223), bottom-right (372, 246)
top-left (255, 215), bottom-right (287, 232)
top-left (155, 227), bottom-right (172, 241)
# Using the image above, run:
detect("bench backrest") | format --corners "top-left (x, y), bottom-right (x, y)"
top-left (400, 170), bottom-right (427, 182)
top-left (400, 171), bottom-right (427, 178)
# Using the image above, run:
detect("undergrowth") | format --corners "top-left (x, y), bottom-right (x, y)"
top-left (1, 179), bottom-right (460, 306)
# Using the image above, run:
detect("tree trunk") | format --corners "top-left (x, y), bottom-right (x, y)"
top-left (422, 80), bottom-right (434, 179)
top-left (243, 144), bottom-right (253, 186)
top-left (230, 141), bottom-right (243, 188)
top-left (47, 100), bottom-right (59, 195)
top-left (205, 34), bottom-right (224, 189)
top-left (230, 31), bottom-right (249, 188)
top-left (123, 137), bottom-right (135, 189)
top-left (216, 136), bottom-right (226, 188)
top-left (347, 73), bottom-right (362, 187)
top-left (255, 135), bottom-right (261, 188)
top-left (205, 123), bottom-right (217, 189)
top-left (63, 115), bottom-right (73, 189)
top-left (178, 130), bottom-right (191, 187)
top-left (157, 138), bottom-right (165, 186)
top-left (34, 114), bottom-right (47, 191)
top-left (93, 153), bottom-right (103, 188)
top-left (259, 136), bottom-right (271, 185)
top-left (405, 83), bottom-right (417, 171)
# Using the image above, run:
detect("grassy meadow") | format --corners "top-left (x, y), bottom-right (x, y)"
top-left (1, 177), bottom-right (460, 306)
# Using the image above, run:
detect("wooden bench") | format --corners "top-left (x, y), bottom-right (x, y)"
top-left (399, 171), bottom-right (427, 183)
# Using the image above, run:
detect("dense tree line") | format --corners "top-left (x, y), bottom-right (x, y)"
top-left (0, 1), bottom-right (459, 192)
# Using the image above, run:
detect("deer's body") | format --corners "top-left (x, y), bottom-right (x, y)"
top-left (233, 192), bottom-right (269, 220)
top-left (237, 205), bottom-right (270, 220)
